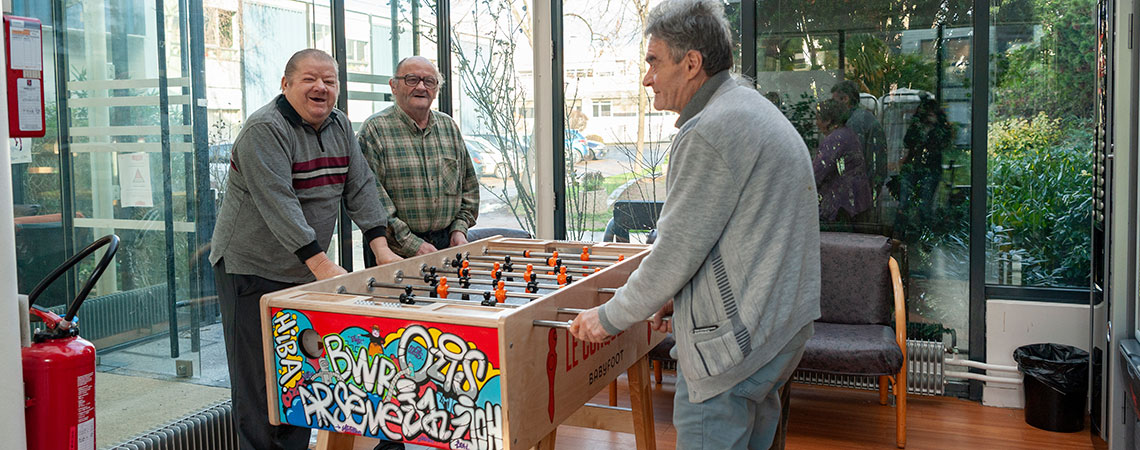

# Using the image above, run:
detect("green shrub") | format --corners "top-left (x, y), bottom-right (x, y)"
top-left (988, 112), bottom-right (1092, 286)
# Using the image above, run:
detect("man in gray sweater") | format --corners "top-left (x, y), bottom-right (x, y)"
top-left (210, 49), bottom-right (401, 450)
top-left (569, 1), bottom-right (821, 448)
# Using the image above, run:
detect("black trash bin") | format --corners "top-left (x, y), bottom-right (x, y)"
top-left (1013, 343), bottom-right (1089, 432)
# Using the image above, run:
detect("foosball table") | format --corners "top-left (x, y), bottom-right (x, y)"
top-left (260, 236), bottom-right (665, 450)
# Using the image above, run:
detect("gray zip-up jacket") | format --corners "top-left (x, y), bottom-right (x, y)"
top-left (599, 72), bottom-right (821, 402)
top-left (210, 95), bottom-right (388, 283)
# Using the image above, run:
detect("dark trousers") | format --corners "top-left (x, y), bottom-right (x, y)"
top-left (214, 259), bottom-right (310, 450)
top-left (364, 228), bottom-right (454, 268)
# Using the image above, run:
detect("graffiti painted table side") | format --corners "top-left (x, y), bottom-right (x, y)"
top-left (266, 307), bottom-right (503, 449)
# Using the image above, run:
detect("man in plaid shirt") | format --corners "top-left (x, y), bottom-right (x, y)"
top-left (358, 56), bottom-right (479, 258)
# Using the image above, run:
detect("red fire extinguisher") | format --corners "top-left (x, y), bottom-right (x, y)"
top-left (22, 235), bottom-right (119, 450)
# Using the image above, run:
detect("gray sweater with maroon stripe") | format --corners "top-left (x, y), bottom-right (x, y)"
top-left (210, 95), bottom-right (388, 283)
top-left (598, 72), bottom-right (821, 403)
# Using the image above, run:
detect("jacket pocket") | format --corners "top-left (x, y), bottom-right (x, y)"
top-left (691, 319), bottom-right (746, 378)
top-left (440, 157), bottom-right (460, 196)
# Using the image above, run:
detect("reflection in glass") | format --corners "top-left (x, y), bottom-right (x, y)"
top-left (756, 0), bottom-right (973, 350)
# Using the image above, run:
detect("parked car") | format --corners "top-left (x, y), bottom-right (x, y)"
top-left (584, 134), bottom-right (607, 160)
top-left (464, 135), bottom-right (509, 178)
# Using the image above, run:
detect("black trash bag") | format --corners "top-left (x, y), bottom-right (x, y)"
top-left (1013, 343), bottom-right (1089, 393)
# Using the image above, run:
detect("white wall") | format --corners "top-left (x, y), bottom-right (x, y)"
top-left (983, 300), bottom-right (1090, 408)
top-left (0, 4), bottom-right (30, 445)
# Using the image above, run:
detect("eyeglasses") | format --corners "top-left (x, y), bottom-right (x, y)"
top-left (397, 74), bottom-right (439, 89)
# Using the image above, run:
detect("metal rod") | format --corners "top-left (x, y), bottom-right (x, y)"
top-left (458, 267), bottom-right (561, 281)
top-left (598, 288), bottom-right (618, 294)
top-left (343, 292), bottom-right (518, 308)
top-left (155, 0), bottom-right (180, 359)
top-left (486, 248), bottom-right (623, 262)
top-left (463, 278), bottom-right (565, 291)
top-left (369, 281), bottom-right (543, 299)
top-left (465, 260), bottom-right (596, 275)
top-left (944, 371), bottom-right (1022, 386)
top-left (468, 254), bottom-right (613, 267)
top-left (534, 320), bottom-right (572, 329)
top-left (557, 307), bottom-right (586, 315)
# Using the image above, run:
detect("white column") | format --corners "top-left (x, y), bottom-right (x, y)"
top-left (531, 0), bottom-right (554, 239)
top-left (84, 0), bottom-right (116, 293)
top-left (0, 6), bottom-right (31, 446)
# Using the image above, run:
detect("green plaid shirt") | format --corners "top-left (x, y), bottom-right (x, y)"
top-left (358, 106), bottom-right (479, 256)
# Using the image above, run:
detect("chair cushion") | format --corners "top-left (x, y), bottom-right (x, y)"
top-left (819, 232), bottom-right (893, 325)
top-left (797, 322), bottom-right (904, 376)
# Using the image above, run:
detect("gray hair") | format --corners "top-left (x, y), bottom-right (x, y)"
top-left (645, 0), bottom-right (733, 76)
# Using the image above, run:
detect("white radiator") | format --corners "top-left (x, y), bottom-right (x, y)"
top-left (793, 339), bottom-right (946, 396)
top-left (105, 400), bottom-right (235, 450)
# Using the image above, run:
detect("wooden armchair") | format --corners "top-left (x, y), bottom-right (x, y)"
top-left (796, 232), bottom-right (907, 448)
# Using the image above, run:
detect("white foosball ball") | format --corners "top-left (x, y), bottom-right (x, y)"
top-left (261, 236), bottom-right (665, 450)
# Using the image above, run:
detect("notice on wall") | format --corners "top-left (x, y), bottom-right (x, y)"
top-left (8, 19), bottom-right (42, 71)
top-left (16, 78), bottom-right (42, 131)
top-left (118, 153), bottom-right (154, 207)
top-left (9, 138), bottom-right (31, 164)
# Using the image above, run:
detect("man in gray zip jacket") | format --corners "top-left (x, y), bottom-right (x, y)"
top-left (569, 1), bottom-right (821, 448)
top-left (210, 49), bottom-right (401, 450)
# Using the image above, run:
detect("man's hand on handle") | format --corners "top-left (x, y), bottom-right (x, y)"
top-left (651, 300), bottom-right (674, 334)
top-left (569, 306), bottom-right (613, 343)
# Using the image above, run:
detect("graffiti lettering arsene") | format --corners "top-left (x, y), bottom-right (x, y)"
top-left (270, 309), bottom-right (504, 449)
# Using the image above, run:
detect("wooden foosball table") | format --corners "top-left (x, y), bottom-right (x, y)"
top-left (260, 237), bottom-right (665, 450)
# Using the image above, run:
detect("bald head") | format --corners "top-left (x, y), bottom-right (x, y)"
top-left (395, 56), bottom-right (442, 81)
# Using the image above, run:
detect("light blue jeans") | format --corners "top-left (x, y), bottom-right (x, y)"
top-left (674, 340), bottom-right (806, 450)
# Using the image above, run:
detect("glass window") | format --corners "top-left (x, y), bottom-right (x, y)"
top-left (344, 0), bottom-right (438, 267)
top-left (986, 0), bottom-right (1094, 288)
top-left (451, 0), bottom-right (537, 234)
top-left (561, 0), bottom-right (681, 242)
top-left (9, 0), bottom-right (344, 446)
top-left (757, 0), bottom-right (974, 350)
top-left (592, 99), bottom-right (613, 117)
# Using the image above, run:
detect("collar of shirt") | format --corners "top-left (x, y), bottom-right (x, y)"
top-left (392, 104), bottom-right (436, 135)
top-left (275, 94), bottom-right (339, 132)
top-left (676, 70), bottom-right (732, 128)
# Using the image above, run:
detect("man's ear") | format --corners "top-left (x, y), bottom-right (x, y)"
top-left (280, 76), bottom-right (288, 92)
top-left (684, 50), bottom-right (704, 80)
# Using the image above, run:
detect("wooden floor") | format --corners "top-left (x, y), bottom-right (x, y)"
top-left (553, 371), bottom-right (1108, 450)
